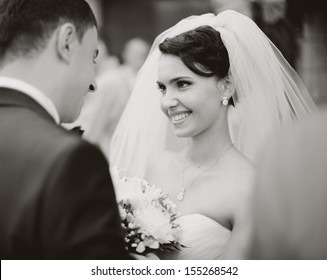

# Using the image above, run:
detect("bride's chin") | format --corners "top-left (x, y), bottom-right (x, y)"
top-left (173, 129), bottom-right (191, 138)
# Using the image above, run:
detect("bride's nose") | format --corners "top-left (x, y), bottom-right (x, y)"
top-left (161, 91), bottom-right (179, 111)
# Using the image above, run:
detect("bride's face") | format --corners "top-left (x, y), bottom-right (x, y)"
top-left (157, 54), bottom-right (224, 138)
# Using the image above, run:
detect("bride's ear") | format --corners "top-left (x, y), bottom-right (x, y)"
top-left (217, 75), bottom-right (235, 99)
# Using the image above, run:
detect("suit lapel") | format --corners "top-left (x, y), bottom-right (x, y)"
top-left (0, 87), bottom-right (56, 123)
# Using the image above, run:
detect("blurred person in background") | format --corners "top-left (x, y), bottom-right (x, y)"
top-left (211, 0), bottom-right (299, 68)
top-left (78, 37), bottom-right (150, 157)
top-left (248, 108), bottom-right (327, 259)
top-left (114, 37), bottom-right (151, 89)
top-left (96, 38), bottom-right (120, 77)
top-left (251, 0), bottom-right (298, 68)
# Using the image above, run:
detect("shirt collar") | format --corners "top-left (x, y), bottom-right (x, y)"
top-left (0, 76), bottom-right (60, 124)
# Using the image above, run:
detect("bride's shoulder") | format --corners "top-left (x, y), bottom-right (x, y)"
top-left (224, 148), bottom-right (255, 179)
top-left (214, 149), bottom-right (255, 224)
top-left (218, 148), bottom-right (256, 201)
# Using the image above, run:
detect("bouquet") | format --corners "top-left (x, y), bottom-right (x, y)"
top-left (111, 167), bottom-right (182, 255)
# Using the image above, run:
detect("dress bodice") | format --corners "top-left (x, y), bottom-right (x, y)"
top-left (159, 214), bottom-right (231, 260)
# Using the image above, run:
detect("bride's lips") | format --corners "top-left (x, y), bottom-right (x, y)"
top-left (168, 111), bottom-right (192, 125)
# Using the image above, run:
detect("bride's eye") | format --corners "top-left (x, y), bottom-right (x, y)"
top-left (157, 82), bottom-right (167, 94)
top-left (176, 80), bottom-right (191, 89)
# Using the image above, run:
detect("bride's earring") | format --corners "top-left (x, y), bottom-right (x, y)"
top-left (221, 96), bottom-right (229, 106)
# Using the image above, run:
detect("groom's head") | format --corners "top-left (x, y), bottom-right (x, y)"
top-left (0, 0), bottom-right (99, 122)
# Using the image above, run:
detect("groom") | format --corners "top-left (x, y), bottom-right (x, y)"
top-left (0, 0), bottom-right (130, 259)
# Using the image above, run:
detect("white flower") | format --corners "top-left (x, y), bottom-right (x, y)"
top-left (112, 167), bottom-right (182, 254)
top-left (143, 237), bottom-right (160, 249)
top-left (111, 171), bottom-right (144, 203)
top-left (118, 204), bottom-right (127, 220)
top-left (126, 213), bottom-right (135, 224)
top-left (133, 204), bottom-right (175, 244)
top-left (143, 185), bottom-right (162, 201)
top-left (136, 242), bottom-right (146, 253)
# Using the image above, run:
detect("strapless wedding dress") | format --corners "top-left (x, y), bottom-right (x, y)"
top-left (160, 214), bottom-right (231, 260)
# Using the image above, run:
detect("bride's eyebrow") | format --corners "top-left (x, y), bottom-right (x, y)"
top-left (157, 77), bottom-right (191, 85)
top-left (169, 77), bottom-right (191, 84)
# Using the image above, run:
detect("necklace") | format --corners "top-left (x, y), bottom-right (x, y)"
top-left (177, 143), bottom-right (233, 201)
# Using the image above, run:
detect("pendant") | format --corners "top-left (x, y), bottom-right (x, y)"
top-left (177, 188), bottom-right (185, 201)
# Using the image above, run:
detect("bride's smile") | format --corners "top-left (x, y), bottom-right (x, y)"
top-left (169, 111), bottom-right (192, 124)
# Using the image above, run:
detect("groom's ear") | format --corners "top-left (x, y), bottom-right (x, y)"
top-left (56, 23), bottom-right (77, 64)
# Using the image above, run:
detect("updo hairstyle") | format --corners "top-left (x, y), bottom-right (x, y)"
top-left (159, 25), bottom-right (233, 105)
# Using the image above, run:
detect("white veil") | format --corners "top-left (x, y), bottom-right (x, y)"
top-left (110, 10), bottom-right (317, 178)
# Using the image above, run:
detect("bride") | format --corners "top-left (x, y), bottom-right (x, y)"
top-left (110, 10), bottom-right (317, 259)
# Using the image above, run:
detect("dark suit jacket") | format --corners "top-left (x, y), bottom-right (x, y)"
top-left (0, 87), bottom-right (130, 259)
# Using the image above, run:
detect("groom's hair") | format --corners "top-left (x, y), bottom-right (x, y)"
top-left (0, 0), bottom-right (97, 62)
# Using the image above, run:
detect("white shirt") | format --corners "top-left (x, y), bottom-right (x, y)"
top-left (0, 76), bottom-right (60, 124)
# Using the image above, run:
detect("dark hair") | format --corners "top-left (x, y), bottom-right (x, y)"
top-left (159, 26), bottom-right (233, 105)
top-left (159, 25), bottom-right (230, 80)
top-left (0, 0), bottom-right (97, 61)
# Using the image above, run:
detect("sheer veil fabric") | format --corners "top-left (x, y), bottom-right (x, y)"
top-left (110, 10), bottom-right (317, 178)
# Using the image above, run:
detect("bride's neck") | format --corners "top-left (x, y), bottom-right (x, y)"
top-left (187, 119), bottom-right (232, 165)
